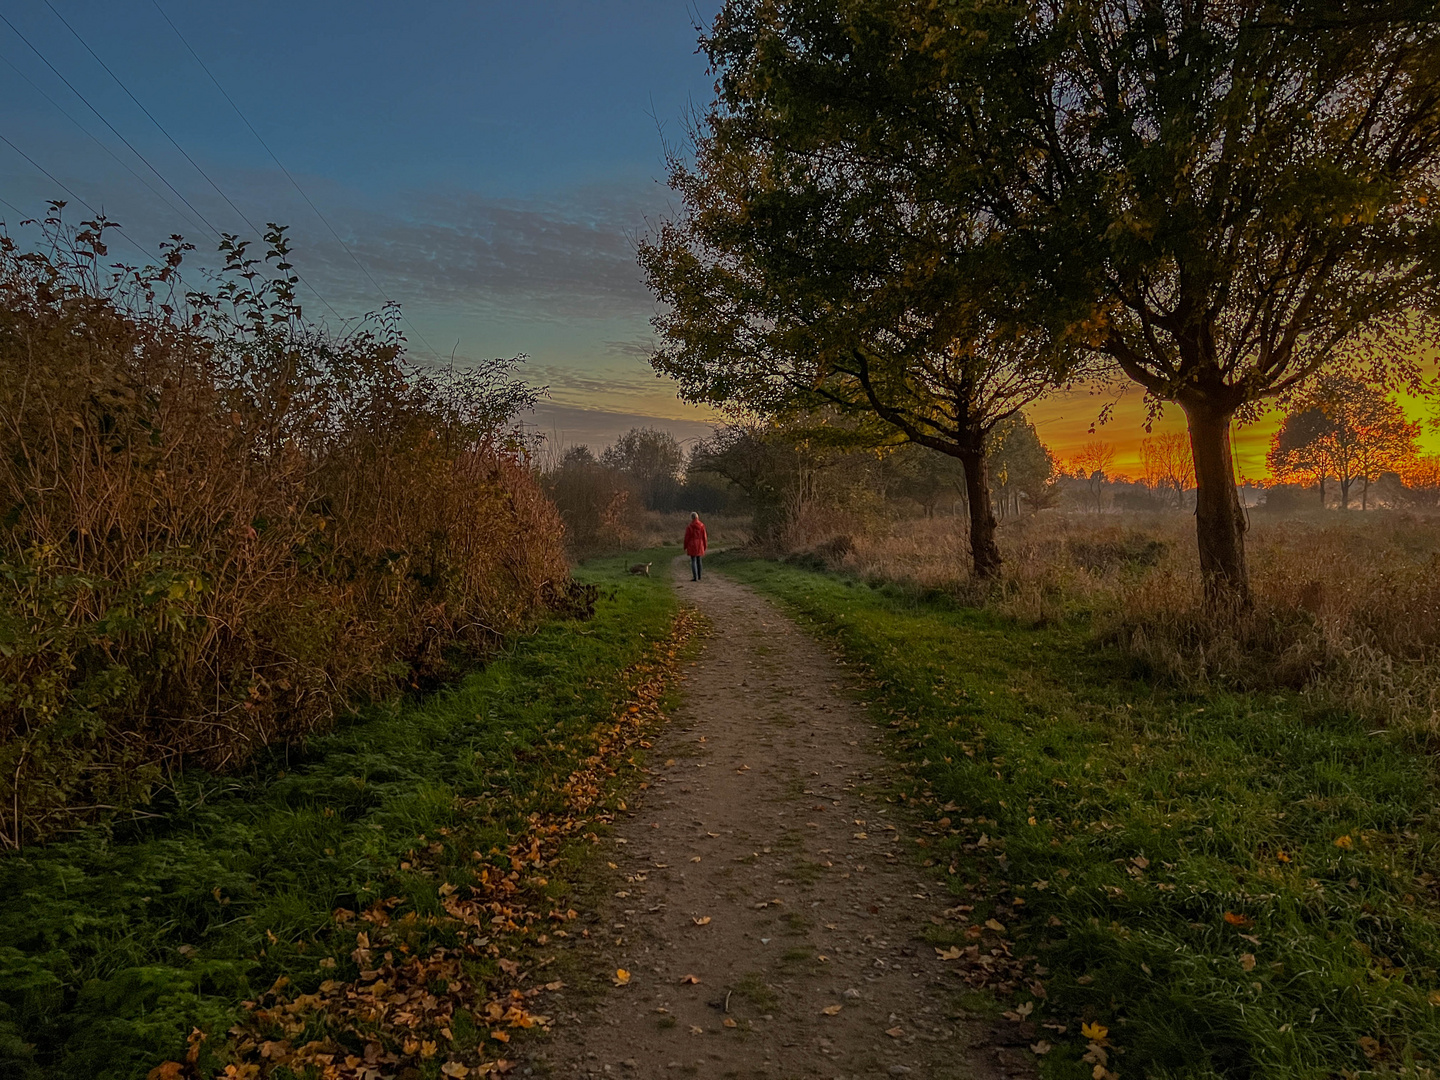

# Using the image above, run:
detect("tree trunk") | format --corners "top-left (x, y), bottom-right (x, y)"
top-left (1182, 399), bottom-right (1250, 608)
top-left (1340, 475), bottom-right (1352, 510)
top-left (959, 448), bottom-right (1002, 579)
top-left (1362, 476), bottom-right (1370, 511)
top-left (1319, 475), bottom-right (1326, 508)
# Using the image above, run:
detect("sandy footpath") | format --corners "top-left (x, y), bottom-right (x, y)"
top-left (530, 560), bottom-right (1035, 1080)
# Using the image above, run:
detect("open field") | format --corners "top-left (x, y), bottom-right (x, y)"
top-left (826, 510), bottom-right (1440, 737)
top-left (0, 554), bottom-right (688, 1080)
top-left (715, 552), bottom-right (1440, 1079)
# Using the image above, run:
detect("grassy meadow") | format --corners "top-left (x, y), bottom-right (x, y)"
top-left (717, 541), bottom-right (1440, 1079)
top-left (0, 553), bottom-right (685, 1080)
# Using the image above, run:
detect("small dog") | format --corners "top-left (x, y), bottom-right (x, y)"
top-left (627, 562), bottom-right (652, 577)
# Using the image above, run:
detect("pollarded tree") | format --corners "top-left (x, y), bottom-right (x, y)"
top-left (638, 8), bottom-right (1098, 578)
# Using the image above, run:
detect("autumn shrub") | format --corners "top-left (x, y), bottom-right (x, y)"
top-left (0, 210), bottom-right (570, 846)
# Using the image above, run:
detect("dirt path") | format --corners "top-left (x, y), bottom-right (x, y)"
top-left (532, 561), bottom-right (1035, 1080)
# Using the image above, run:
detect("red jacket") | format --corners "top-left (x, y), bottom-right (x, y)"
top-left (684, 520), bottom-right (708, 557)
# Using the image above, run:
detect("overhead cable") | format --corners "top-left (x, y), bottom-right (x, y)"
top-left (36, 0), bottom-right (344, 323)
top-left (149, 0), bottom-right (447, 358)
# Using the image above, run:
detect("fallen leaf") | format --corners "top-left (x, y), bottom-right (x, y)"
top-left (1081, 1021), bottom-right (1109, 1042)
top-left (886, 1026), bottom-right (904, 1038)
top-left (1359, 1035), bottom-right (1382, 1059)
top-left (490, 1030), bottom-right (510, 1043)
top-left (1031, 1040), bottom-right (1052, 1055)
top-left (613, 969), bottom-right (631, 986)
top-left (935, 946), bottom-right (962, 961)
top-left (692, 916), bottom-right (711, 926)
top-left (723, 1017), bottom-right (737, 1028)
top-left (689, 1025), bottom-right (704, 1035)
top-left (147, 1065), bottom-right (184, 1080)
top-left (680, 974), bottom-right (701, 985)
top-left (690, 856), bottom-right (702, 863)
top-left (1223, 912), bottom-right (1255, 929)
top-left (1240, 953), bottom-right (1256, 972)
top-left (985, 918), bottom-right (1007, 933)
top-left (1335, 835), bottom-right (1354, 849)
top-left (821, 1004), bottom-right (842, 1016)
top-left (1429, 989), bottom-right (1440, 1006)
top-left (440, 1064), bottom-right (470, 1078)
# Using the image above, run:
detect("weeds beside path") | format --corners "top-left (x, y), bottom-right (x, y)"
top-left (0, 553), bottom-right (692, 1080)
top-left (716, 554), bottom-right (1440, 1079)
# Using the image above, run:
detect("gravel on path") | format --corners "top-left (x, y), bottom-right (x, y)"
top-left (532, 559), bottom-right (1035, 1080)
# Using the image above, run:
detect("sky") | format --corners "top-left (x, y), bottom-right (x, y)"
top-left (0, 1), bottom-right (1433, 472)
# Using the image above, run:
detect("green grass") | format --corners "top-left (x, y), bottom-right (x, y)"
top-left (715, 554), bottom-right (1440, 1079)
top-left (0, 551), bottom-right (679, 1080)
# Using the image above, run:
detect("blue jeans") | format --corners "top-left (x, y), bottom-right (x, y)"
top-left (690, 555), bottom-right (703, 581)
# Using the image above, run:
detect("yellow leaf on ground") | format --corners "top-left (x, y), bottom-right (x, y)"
top-left (692, 916), bottom-right (711, 926)
top-left (821, 1004), bottom-right (842, 1015)
top-left (613, 969), bottom-right (631, 986)
top-left (985, 919), bottom-right (1006, 933)
top-left (440, 1063), bottom-right (470, 1078)
top-left (680, 974), bottom-right (701, 984)
top-left (1240, 953), bottom-right (1256, 971)
top-left (1335, 835), bottom-right (1353, 849)
top-left (935, 946), bottom-right (962, 960)
top-left (1031, 1040), bottom-right (1052, 1055)
top-left (1081, 1021), bottom-right (1109, 1042)
top-left (723, 1017), bottom-right (737, 1027)
top-left (490, 1030), bottom-right (510, 1043)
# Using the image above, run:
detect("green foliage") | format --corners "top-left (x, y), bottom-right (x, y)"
top-left (987, 416), bottom-right (1058, 518)
top-left (0, 556), bottom-right (677, 1079)
top-left (719, 555), bottom-right (1440, 1078)
top-left (600, 428), bottom-right (684, 511)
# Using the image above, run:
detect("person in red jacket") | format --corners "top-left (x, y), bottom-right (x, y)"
top-left (683, 512), bottom-right (708, 581)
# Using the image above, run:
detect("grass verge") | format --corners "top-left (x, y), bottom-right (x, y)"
top-left (0, 551), bottom-right (689, 1080)
top-left (715, 553), bottom-right (1440, 1080)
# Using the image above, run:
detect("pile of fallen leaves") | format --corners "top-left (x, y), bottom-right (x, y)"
top-left (150, 606), bottom-right (704, 1080)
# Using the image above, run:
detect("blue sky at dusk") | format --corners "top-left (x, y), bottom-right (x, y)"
top-left (4, 2), bottom-right (1434, 473)
top-left (0, 0), bottom-right (722, 448)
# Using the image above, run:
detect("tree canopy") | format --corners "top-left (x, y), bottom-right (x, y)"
top-left (657, 0), bottom-right (1440, 601)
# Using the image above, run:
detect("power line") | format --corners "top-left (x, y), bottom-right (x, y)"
top-left (0, 47), bottom-right (212, 239)
top-left (35, 0), bottom-right (345, 324)
top-left (0, 9), bottom-right (224, 243)
top-left (0, 128), bottom-right (180, 273)
top-left (148, 0), bottom-right (446, 359)
top-left (0, 130), bottom-right (97, 217)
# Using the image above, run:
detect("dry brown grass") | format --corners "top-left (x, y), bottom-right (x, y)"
top-left (831, 508), bottom-right (1440, 735)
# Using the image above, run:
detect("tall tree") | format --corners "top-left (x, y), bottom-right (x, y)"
top-left (1141, 433), bottom-right (1198, 510)
top-left (686, 0), bottom-right (1440, 601)
top-left (638, 7), bottom-right (1097, 577)
top-left (1268, 375), bottom-right (1420, 509)
top-left (1072, 440), bottom-right (1119, 513)
top-left (987, 414), bottom-right (1057, 518)
top-left (600, 427), bottom-right (684, 510)
top-left (949, 0), bottom-right (1440, 602)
